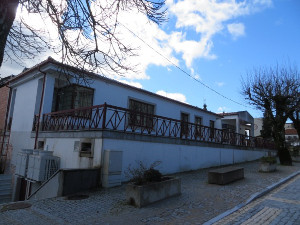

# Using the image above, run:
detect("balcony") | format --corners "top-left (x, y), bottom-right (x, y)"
top-left (32, 103), bottom-right (275, 150)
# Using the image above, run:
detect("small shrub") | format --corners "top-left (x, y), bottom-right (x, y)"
top-left (143, 168), bottom-right (162, 183)
top-left (261, 156), bottom-right (277, 164)
top-left (125, 161), bottom-right (162, 185)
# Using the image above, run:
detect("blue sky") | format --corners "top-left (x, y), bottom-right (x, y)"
top-left (1, 0), bottom-right (300, 118)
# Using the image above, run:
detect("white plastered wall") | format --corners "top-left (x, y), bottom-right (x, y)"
top-left (44, 138), bottom-right (102, 169)
top-left (102, 138), bottom-right (267, 181)
top-left (40, 135), bottom-right (267, 181)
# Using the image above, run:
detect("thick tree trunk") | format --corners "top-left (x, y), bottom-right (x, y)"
top-left (0, 0), bottom-right (19, 67)
top-left (273, 122), bottom-right (292, 165)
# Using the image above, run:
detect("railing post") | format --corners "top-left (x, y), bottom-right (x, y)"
top-left (102, 102), bottom-right (107, 129)
top-left (41, 114), bottom-right (45, 131)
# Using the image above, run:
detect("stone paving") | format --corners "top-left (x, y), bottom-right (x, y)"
top-left (0, 160), bottom-right (300, 225)
top-left (211, 174), bottom-right (300, 225)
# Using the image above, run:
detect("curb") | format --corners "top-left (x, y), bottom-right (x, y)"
top-left (203, 169), bottom-right (300, 225)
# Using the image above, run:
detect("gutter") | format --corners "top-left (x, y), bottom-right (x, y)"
top-left (34, 68), bottom-right (47, 149)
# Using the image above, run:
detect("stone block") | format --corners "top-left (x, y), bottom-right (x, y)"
top-left (208, 166), bottom-right (244, 185)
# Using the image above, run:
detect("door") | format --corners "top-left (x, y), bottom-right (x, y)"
top-left (181, 113), bottom-right (189, 138)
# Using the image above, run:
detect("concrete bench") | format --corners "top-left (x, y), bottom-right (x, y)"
top-left (208, 166), bottom-right (244, 185)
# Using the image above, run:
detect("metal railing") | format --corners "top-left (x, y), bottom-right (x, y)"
top-left (33, 103), bottom-right (275, 149)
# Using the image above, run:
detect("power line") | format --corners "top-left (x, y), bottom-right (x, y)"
top-left (119, 22), bottom-right (254, 110)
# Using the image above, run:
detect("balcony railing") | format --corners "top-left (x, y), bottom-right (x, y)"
top-left (33, 103), bottom-right (275, 150)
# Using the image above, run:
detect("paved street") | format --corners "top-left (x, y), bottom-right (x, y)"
top-left (211, 174), bottom-right (300, 225)
top-left (0, 161), bottom-right (299, 225)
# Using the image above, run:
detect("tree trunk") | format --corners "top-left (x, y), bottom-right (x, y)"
top-left (0, 0), bottom-right (19, 67)
top-left (273, 122), bottom-right (292, 165)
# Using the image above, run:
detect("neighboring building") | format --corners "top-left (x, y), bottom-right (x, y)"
top-left (218, 111), bottom-right (254, 137)
top-left (253, 120), bottom-right (299, 147)
top-left (254, 118), bottom-right (263, 137)
top-left (285, 123), bottom-right (299, 147)
top-left (0, 76), bottom-right (14, 131)
top-left (0, 75), bottom-right (14, 174)
top-left (285, 123), bottom-right (295, 129)
top-left (4, 57), bottom-right (274, 200)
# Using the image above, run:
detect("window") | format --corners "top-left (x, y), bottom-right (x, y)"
top-left (52, 84), bottom-right (94, 112)
top-left (80, 142), bottom-right (92, 157)
top-left (128, 99), bottom-right (155, 129)
top-left (245, 129), bottom-right (250, 140)
top-left (181, 113), bottom-right (189, 137)
top-left (37, 141), bottom-right (45, 150)
top-left (195, 116), bottom-right (202, 137)
top-left (209, 120), bottom-right (215, 138)
top-left (195, 116), bottom-right (202, 125)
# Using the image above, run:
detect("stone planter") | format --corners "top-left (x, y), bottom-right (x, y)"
top-left (126, 177), bottom-right (181, 208)
top-left (259, 163), bottom-right (277, 172)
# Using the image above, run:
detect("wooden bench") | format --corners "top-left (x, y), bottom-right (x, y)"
top-left (208, 166), bottom-right (244, 185)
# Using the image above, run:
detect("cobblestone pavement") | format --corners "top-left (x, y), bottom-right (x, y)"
top-left (0, 161), bottom-right (300, 225)
top-left (211, 174), bottom-right (300, 225)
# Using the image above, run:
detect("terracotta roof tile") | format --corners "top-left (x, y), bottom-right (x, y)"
top-left (285, 129), bottom-right (298, 135)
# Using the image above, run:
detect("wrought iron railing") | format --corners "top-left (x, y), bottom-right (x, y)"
top-left (33, 103), bottom-right (275, 149)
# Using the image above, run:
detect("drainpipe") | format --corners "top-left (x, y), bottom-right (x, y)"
top-left (0, 85), bottom-right (12, 156)
top-left (34, 68), bottom-right (47, 149)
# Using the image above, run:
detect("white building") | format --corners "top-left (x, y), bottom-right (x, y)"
top-left (254, 118), bottom-right (263, 137)
top-left (218, 111), bottom-right (254, 137)
top-left (4, 57), bottom-right (274, 200)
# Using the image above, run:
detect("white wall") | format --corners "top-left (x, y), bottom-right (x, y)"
top-left (88, 79), bottom-right (221, 128)
top-left (37, 135), bottom-right (268, 181)
top-left (102, 138), bottom-right (266, 181)
top-left (9, 77), bottom-right (40, 166)
top-left (10, 78), bottom-right (39, 132)
top-left (44, 138), bottom-right (102, 169)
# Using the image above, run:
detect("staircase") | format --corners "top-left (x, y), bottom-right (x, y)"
top-left (0, 174), bottom-right (12, 204)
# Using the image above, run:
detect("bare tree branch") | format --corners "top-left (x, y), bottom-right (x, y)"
top-left (0, 0), bottom-right (166, 76)
top-left (241, 63), bottom-right (300, 165)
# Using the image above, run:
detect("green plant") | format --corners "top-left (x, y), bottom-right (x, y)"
top-left (261, 156), bottom-right (277, 164)
top-left (125, 161), bottom-right (162, 185)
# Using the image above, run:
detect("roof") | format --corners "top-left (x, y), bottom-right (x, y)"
top-left (0, 75), bottom-right (14, 88)
top-left (218, 112), bottom-right (238, 116)
top-left (285, 129), bottom-right (298, 135)
top-left (9, 57), bottom-right (222, 117)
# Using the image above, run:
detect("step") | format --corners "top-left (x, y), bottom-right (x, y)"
top-left (0, 175), bottom-right (12, 181)
top-left (0, 189), bottom-right (11, 196)
top-left (0, 181), bottom-right (11, 187)
top-left (0, 185), bottom-right (11, 192)
top-left (0, 182), bottom-right (11, 187)
top-left (0, 197), bottom-right (12, 204)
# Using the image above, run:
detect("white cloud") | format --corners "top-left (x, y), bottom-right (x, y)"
top-left (217, 106), bottom-right (230, 113)
top-left (167, 0), bottom-right (272, 67)
top-left (227, 23), bottom-right (245, 39)
top-left (156, 90), bottom-right (187, 103)
top-left (190, 68), bottom-right (201, 80)
top-left (215, 82), bottom-right (225, 87)
top-left (194, 74), bottom-right (200, 80)
top-left (3, 1), bottom-right (178, 81)
top-left (1, 0), bottom-right (272, 81)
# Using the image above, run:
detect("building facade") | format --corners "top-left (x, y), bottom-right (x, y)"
top-left (4, 58), bottom-right (275, 200)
